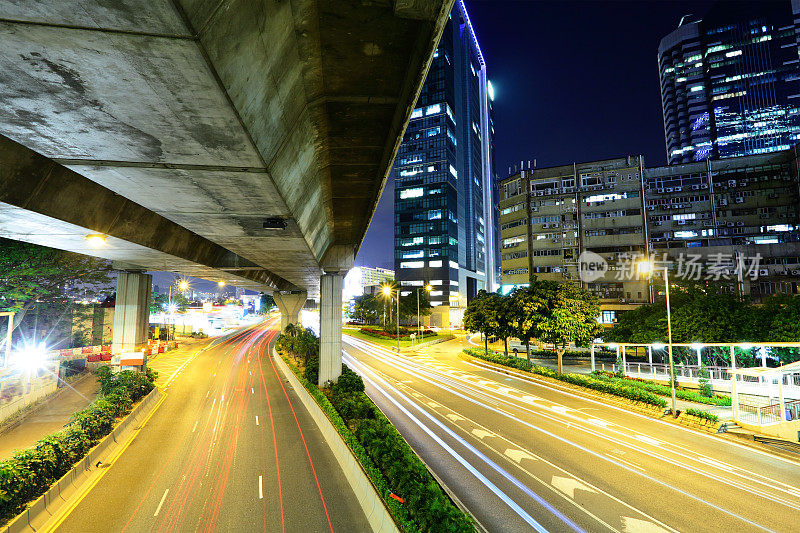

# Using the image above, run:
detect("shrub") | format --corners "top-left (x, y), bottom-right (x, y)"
top-left (304, 356), bottom-right (320, 385)
top-left (591, 371), bottom-right (731, 406)
top-left (685, 408), bottom-right (718, 423)
top-left (464, 349), bottom-right (667, 408)
top-left (698, 364), bottom-right (712, 398)
top-left (0, 365), bottom-right (157, 524)
top-left (332, 365), bottom-right (365, 394)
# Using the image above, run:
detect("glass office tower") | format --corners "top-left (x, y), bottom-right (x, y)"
top-left (393, 1), bottom-right (496, 322)
top-left (659, 1), bottom-right (800, 164)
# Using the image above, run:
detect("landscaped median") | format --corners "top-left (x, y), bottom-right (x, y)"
top-left (462, 348), bottom-right (724, 430)
top-left (0, 366), bottom-right (158, 526)
top-left (276, 328), bottom-right (473, 533)
top-left (344, 326), bottom-right (454, 351)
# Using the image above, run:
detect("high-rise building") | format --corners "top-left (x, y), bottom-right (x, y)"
top-left (498, 149), bottom-right (800, 324)
top-left (393, 1), bottom-right (496, 326)
top-left (498, 157), bottom-right (651, 324)
top-left (659, 2), bottom-right (800, 164)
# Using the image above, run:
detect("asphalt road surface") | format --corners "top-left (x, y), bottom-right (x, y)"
top-left (54, 320), bottom-right (368, 533)
top-left (343, 335), bottom-right (800, 533)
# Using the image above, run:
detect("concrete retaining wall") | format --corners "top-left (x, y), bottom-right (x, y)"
top-left (0, 383), bottom-right (58, 426)
top-left (272, 348), bottom-right (398, 533)
top-left (2, 387), bottom-right (162, 533)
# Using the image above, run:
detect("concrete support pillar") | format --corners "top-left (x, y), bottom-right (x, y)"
top-left (730, 345), bottom-right (736, 371)
top-left (648, 346), bottom-right (653, 366)
top-left (319, 273), bottom-right (344, 386)
top-left (590, 343), bottom-right (595, 373)
top-left (273, 291), bottom-right (307, 332)
top-left (112, 271), bottom-right (152, 354)
top-left (621, 345), bottom-right (626, 376)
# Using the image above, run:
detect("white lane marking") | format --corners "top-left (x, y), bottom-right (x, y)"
top-left (498, 387), bottom-right (514, 395)
top-left (205, 391), bottom-right (210, 398)
top-left (471, 428), bottom-right (493, 440)
top-left (211, 398), bottom-right (216, 409)
top-left (192, 420), bottom-right (198, 433)
top-left (551, 405), bottom-right (569, 415)
top-left (635, 435), bottom-right (661, 447)
top-left (255, 415), bottom-right (259, 426)
top-left (551, 476), bottom-right (597, 499)
top-left (427, 401), bottom-right (440, 409)
top-left (252, 387), bottom-right (254, 394)
top-left (606, 453), bottom-right (645, 472)
top-left (154, 489), bottom-right (169, 517)
top-left (504, 448), bottom-right (536, 464)
top-left (588, 418), bottom-right (609, 428)
top-left (621, 516), bottom-right (672, 532)
top-left (258, 475), bottom-right (263, 499)
top-left (213, 372), bottom-right (217, 377)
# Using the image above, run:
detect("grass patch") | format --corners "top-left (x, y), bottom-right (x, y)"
top-left (591, 371), bottom-right (731, 406)
top-left (344, 328), bottom-right (450, 349)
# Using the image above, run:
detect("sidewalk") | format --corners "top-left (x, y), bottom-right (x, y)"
top-left (0, 372), bottom-right (100, 460)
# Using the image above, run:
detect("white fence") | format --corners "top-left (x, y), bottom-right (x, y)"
top-left (598, 361), bottom-right (800, 401)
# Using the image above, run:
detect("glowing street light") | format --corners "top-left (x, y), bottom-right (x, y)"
top-left (218, 281), bottom-right (226, 288)
top-left (85, 234), bottom-right (107, 248)
top-left (14, 342), bottom-right (48, 375)
top-left (178, 280), bottom-right (189, 291)
top-left (652, 342), bottom-right (666, 350)
top-left (638, 258), bottom-right (678, 417)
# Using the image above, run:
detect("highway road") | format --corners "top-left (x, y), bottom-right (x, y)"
top-left (52, 320), bottom-right (369, 533)
top-left (343, 335), bottom-right (800, 533)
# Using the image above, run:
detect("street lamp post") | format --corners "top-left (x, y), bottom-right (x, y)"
top-left (417, 284), bottom-right (432, 340)
top-left (639, 260), bottom-right (678, 417)
top-left (383, 285), bottom-right (401, 352)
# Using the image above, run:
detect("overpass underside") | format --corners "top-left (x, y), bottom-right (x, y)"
top-left (0, 0), bottom-right (453, 381)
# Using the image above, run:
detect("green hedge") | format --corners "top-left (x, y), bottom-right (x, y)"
top-left (684, 408), bottom-right (719, 423)
top-left (0, 366), bottom-right (157, 525)
top-left (279, 339), bottom-right (473, 533)
top-left (591, 371), bottom-right (731, 406)
top-left (463, 348), bottom-right (667, 409)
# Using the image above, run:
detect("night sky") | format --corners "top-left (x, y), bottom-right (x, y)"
top-left (356, 0), bottom-right (722, 270)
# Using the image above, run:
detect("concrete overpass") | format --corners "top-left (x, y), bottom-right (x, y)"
top-left (0, 0), bottom-right (453, 382)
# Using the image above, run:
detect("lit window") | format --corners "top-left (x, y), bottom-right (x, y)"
top-left (726, 50), bottom-right (742, 58)
top-left (400, 187), bottom-right (424, 199)
top-left (431, 291), bottom-right (443, 297)
top-left (449, 165), bottom-right (458, 178)
top-left (400, 261), bottom-right (424, 269)
top-left (428, 210), bottom-right (442, 220)
top-left (425, 103), bottom-right (441, 115)
top-left (410, 108), bottom-right (423, 119)
top-left (449, 260), bottom-right (459, 269)
top-left (674, 230), bottom-right (698, 239)
top-left (429, 260), bottom-right (443, 268)
top-left (402, 250), bottom-right (424, 259)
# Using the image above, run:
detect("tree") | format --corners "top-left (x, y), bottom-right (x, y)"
top-left (464, 290), bottom-right (503, 355)
top-left (0, 239), bottom-right (112, 342)
top-left (513, 279), bottom-right (600, 374)
top-left (260, 293), bottom-right (275, 314)
top-left (507, 286), bottom-right (548, 366)
top-left (150, 291), bottom-right (190, 314)
top-left (350, 294), bottom-right (382, 325)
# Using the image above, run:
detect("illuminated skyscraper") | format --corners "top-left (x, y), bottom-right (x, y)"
top-left (392, 1), bottom-right (496, 325)
top-left (659, 2), bottom-right (800, 164)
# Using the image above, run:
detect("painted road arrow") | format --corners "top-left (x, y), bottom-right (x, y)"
top-left (621, 516), bottom-right (672, 532)
top-left (471, 428), bottom-right (494, 440)
top-left (504, 448), bottom-right (536, 463)
top-left (551, 475), bottom-right (597, 498)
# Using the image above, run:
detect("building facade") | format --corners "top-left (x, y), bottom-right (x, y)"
top-left (659, 1), bottom-right (800, 164)
top-left (393, 1), bottom-right (496, 325)
top-left (499, 157), bottom-right (651, 324)
top-left (499, 149), bottom-right (800, 322)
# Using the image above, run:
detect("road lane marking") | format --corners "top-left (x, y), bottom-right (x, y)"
top-left (606, 453), bottom-right (645, 472)
top-left (252, 387), bottom-right (254, 394)
top-left (259, 475), bottom-right (263, 499)
top-left (551, 405), bottom-right (569, 415)
top-left (255, 416), bottom-right (259, 426)
top-left (471, 428), bottom-right (493, 440)
top-left (551, 476), bottom-right (597, 499)
top-left (588, 418), bottom-right (609, 428)
top-left (635, 435), bottom-right (660, 447)
top-left (154, 489), bottom-right (169, 517)
top-left (192, 421), bottom-right (198, 433)
top-left (504, 448), bottom-right (536, 464)
top-left (621, 516), bottom-right (671, 533)
top-left (206, 391), bottom-right (210, 398)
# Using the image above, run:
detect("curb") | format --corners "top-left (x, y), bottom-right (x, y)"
top-left (460, 353), bottom-right (725, 434)
top-left (271, 348), bottom-right (398, 533)
top-left (2, 387), bottom-right (163, 533)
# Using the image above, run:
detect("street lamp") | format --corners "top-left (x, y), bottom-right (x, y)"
top-left (638, 258), bottom-right (678, 417)
top-left (418, 284), bottom-right (432, 339)
top-left (382, 285), bottom-right (401, 352)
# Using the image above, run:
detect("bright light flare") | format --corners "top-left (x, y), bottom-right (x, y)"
top-left (178, 280), bottom-right (189, 291)
top-left (651, 342), bottom-right (665, 350)
top-left (382, 286), bottom-right (392, 296)
top-left (85, 234), bottom-right (107, 248)
top-left (166, 303), bottom-right (178, 314)
top-left (425, 284), bottom-right (433, 292)
top-left (690, 343), bottom-right (704, 351)
top-left (13, 342), bottom-right (48, 374)
top-left (218, 281), bottom-right (226, 287)
top-left (637, 260), bottom-right (654, 274)
top-left (739, 343), bottom-right (753, 350)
